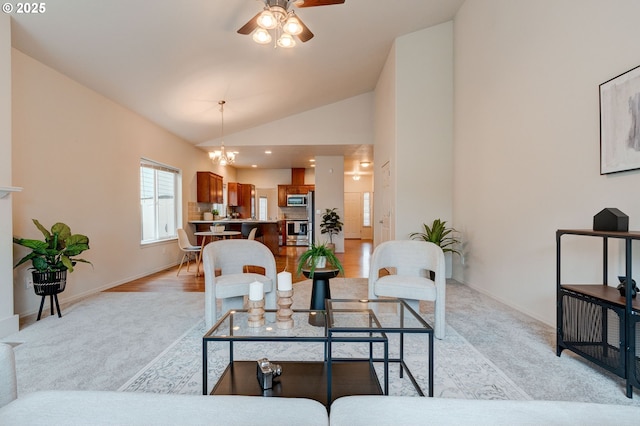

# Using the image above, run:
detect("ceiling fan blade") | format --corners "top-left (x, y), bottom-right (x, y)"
top-left (237, 12), bottom-right (262, 35)
top-left (296, 17), bottom-right (314, 42)
top-left (294, 0), bottom-right (345, 7)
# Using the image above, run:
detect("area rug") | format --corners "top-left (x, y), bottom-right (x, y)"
top-left (120, 278), bottom-right (531, 400)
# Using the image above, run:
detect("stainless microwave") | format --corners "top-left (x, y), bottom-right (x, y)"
top-left (286, 194), bottom-right (307, 206)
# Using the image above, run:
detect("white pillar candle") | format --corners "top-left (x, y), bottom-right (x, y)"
top-left (249, 281), bottom-right (264, 301)
top-left (277, 271), bottom-right (292, 291)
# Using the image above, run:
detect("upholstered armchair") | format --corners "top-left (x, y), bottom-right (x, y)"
top-left (368, 240), bottom-right (446, 339)
top-left (202, 239), bottom-right (277, 328)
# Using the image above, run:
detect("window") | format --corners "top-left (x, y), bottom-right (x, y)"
top-left (259, 196), bottom-right (268, 221)
top-left (363, 192), bottom-right (371, 227)
top-left (140, 159), bottom-right (181, 244)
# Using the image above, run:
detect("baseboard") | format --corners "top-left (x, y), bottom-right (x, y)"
top-left (18, 262), bottom-right (180, 319)
top-left (461, 281), bottom-right (553, 328)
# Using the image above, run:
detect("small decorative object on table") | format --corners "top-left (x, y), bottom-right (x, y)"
top-left (617, 276), bottom-right (638, 298)
top-left (248, 281), bottom-right (265, 327)
top-left (276, 271), bottom-right (294, 329)
top-left (256, 358), bottom-right (282, 390)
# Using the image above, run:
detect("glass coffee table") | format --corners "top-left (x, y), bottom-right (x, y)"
top-left (202, 299), bottom-right (433, 406)
top-left (202, 308), bottom-right (386, 407)
top-left (326, 299), bottom-right (434, 399)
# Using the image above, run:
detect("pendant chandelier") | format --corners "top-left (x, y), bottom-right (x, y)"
top-left (209, 100), bottom-right (236, 166)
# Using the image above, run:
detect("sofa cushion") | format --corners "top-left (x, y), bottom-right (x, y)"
top-left (0, 391), bottom-right (328, 426)
top-left (329, 396), bottom-right (640, 426)
top-left (0, 344), bottom-right (17, 408)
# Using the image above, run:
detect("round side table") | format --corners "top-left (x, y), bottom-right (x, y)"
top-left (302, 267), bottom-right (339, 326)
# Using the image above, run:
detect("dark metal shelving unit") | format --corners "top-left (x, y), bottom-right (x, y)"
top-left (556, 229), bottom-right (640, 398)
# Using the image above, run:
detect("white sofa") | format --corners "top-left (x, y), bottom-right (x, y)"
top-left (329, 395), bottom-right (640, 426)
top-left (1, 344), bottom-right (638, 425)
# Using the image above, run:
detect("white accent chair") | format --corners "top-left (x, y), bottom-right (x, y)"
top-left (176, 228), bottom-right (201, 276)
top-left (368, 240), bottom-right (446, 339)
top-left (203, 239), bottom-right (277, 328)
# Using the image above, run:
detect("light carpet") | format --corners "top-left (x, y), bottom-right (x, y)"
top-left (4, 278), bottom-right (639, 405)
top-left (119, 278), bottom-right (530, 400)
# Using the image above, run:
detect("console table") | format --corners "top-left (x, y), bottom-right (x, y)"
top-left (556, 229), bottom-right (640, 398)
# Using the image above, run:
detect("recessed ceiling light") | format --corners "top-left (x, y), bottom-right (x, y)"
top-left (265, 150), bottom-right (272, 154)
top-left (309, 159), bottom-right (315, 162)
top-left (310, 164), bottom-right (315, 168)
top-left (252, 164), bottom-right (257, 168)
top-left (360, 161), bottom-right (371, 167)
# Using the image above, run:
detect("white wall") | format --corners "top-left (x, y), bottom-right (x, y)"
top-left (0, 14), bottom-right (18, 337)
top-left (314, 156), bottom-right (345, 252)
top-left (373, 44), bottom-right (396, 246)
top-left (373, 22), bottom-right (454, 277)
top-left (199, 93), bottom-right (374, 149)
top-left (11, 49), bottom-right (214, 317)
top-left (453, 0), bottom-right (640, 326)
top-left (396, 22), bottom-right (454, 242)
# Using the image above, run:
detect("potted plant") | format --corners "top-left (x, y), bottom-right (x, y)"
top-left (296, 242), bottom-right (344, 278)
top-left (319, 208), bottom-right (343, 251)
top-left (212, 208), bottom-right (220, 220)
top-left (409, 218), bottom-right (460, 256)
top-left (13, 219), bottom-right (92, 297)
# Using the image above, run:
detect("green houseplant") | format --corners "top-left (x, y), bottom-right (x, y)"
top-left (296, 242), bottom-right (344, 278)
top-left (13, 220), bottom-right (92, 297)
top-left (409, 218), bottom-right (460, 256)
top-left (319, 208), bottom-right (343, 250)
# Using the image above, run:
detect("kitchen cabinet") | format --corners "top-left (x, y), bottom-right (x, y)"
top-left (197, 172), bottom-right (223, 204)
top-left (228, 182), bottom-right (255, 218)
top-left (228, 182), bottom-right (242, 206)
top-left (556, 229), bottom-right (640, 398)
top-left (278, 185), bottom-right (287, 207)
top-left (277, 184), bottom-right (315, 206)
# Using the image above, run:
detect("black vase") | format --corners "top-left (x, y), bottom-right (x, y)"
top-left (32, 270), bottom-right (67, 296)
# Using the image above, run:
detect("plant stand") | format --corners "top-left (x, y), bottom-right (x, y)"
top-left (32, 270), bottom-right (67, 321)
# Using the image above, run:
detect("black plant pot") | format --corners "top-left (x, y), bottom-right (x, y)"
top-left (32, 270), bottom-right (67, 320)
top-left (32, 270), bottom-right (67, 296)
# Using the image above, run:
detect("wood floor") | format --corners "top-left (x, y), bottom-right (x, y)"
top-left (105, 239), bottom-right (373, 292)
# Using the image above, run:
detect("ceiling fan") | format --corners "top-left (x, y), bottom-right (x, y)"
top-left (237, 0), bottom-right (345, 47)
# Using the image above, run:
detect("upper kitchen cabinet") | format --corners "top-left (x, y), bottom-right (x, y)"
top-left (227, 182), bottom-right (242, 206)
top-left (197, 172), bottom-right (223, 204)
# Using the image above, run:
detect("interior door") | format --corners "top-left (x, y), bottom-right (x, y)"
top-left (343, 192), bottom-right (362, 239)
top-left (379, 161), bottom-right (391, 244)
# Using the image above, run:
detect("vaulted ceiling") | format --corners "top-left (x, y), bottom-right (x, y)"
top-left (10, 0), bottom-right (464, 168)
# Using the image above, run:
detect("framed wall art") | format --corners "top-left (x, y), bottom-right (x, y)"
top-left (600, 64), bottom-right (640, 174)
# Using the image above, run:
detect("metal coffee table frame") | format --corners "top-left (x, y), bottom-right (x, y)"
top-left (202, 308), bottom-right (388, 406)
top-left (326, 298), bottom-right (434, 398)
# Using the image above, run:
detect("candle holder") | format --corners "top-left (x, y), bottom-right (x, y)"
top-left (247, 299), bottom-right (265, 327)
top-left (276, 289), bottom-right (294, 329)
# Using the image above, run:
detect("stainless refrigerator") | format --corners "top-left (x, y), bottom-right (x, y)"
top-left (306, 190), bottom-right (315, 247)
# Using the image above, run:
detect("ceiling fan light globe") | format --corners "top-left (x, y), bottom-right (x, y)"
top-left (277, 33), bottom-right (296, 48)
top-left (253, 28), bottom-right (272, 44)
top-left (283, 16), bottom-right (303, 35)
top-left (257, 10), bottom-right (278, 29)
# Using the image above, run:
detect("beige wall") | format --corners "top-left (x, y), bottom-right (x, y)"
top-left (454, 0), bottom-right (640, 326)
top-left (373, 21), bottom-right (454, 273)
top-left (11, 49), bottom-right (215, 317)
top-left (314, 156), bottom-right (345, 252)
top-left (0, 14), bottom-right (18, 337)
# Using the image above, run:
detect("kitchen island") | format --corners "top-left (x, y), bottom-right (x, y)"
top-left (189, 220), bottom-right (280, 255)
